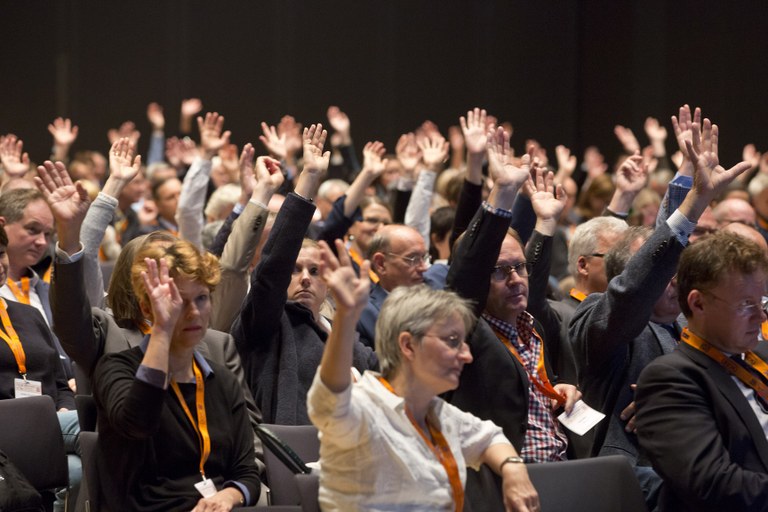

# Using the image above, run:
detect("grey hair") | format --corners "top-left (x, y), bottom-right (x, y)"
top-left (374, 285), bottom-right (476, 379)
top-left (568, 216), bottom-right (628, 277)
top-left (604, 226), bottom-right (652, 282)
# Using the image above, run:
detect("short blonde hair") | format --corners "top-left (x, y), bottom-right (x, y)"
top-left (375, 285), bottom-right (475, 379)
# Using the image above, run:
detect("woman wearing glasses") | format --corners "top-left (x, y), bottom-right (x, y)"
top-left (308, 242), bottom-right (539, 511)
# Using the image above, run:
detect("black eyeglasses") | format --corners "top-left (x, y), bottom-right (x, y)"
top-left (490, 262), bottom-right (532, 281)
top-left (584, 253), bottom-right (605, 258)
top-left (387, 252), bottom-right (430, 267)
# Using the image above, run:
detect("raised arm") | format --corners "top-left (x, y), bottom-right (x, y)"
top-left (210, 145), bottom-right (283, 332)
top-left (605, 152), bottom-right (648, 216)
top-left (145, 102), bottom-right (166, 166)
top-left (460, 107), bottom-right (488, 186)
top-left (405, 135), bottom-right (449, 247)
top-left (232, 124), bottom-right (328, 352)
top-left (318, 240), bottom-right (370, 393)
top-left (48, 117), bottom-right (79, 163)
top-left (447, 128), bottom-right (530, 314)
top-left (0, 134), bottom-right (31, 183)
top-left (36, 161), bottom-right (106, 378)
top-left (176, 112), bottom-right (231, 249)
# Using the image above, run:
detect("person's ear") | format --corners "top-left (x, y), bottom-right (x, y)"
top-left (688, 289), bottom-right (705, 316)
top-left (576, 255), bottom-right (589, 276)
top-left (398, 331), bottom-right (417, 361)
top-left (0, 217), bottom-right (7, 228)
top-left (372, 252), bottom-right (386, 274)
top-left (138, 299), bottom-right (154, 323)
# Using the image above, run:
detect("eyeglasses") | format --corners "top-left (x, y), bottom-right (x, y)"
top-left (704, 292), bottom-right (768, 317)
top-left (422, 332), bottom-right (465, 350)
top-left (585, 253), bottom-right (605, 258)
top-left (387, 252), bottom-right (430, 267)
top-left (490, 262), bottom-right (532, 281)
top-left (363, 217), bottom-right (391, 226)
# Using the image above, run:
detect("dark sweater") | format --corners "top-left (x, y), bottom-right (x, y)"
top-left (0, 300), bottom-right (74, 410)
top-left (93, 346), bottom-right (260, 511)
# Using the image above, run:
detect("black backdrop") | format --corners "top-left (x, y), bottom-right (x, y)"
top-left (3, 1), bottom-right (768, 168)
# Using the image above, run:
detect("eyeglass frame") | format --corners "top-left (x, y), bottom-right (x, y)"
top-left (702, 291), bottom-right (768, 317)
top-left (386, 252), bottom-right (430, 267)
top-left (490, 262), bottom-right (533, 281)
top-left (420, 332), bottom-right (466, 350)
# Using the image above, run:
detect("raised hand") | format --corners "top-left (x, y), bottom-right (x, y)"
top-left (396, 133), bottom-right (421, 177)
top-left (48, 117), bottom-right (79, 147)
top-left (362, 141), bottom-right (387, 177)
top-left (109, 137), bottom-right (142, 182)
top-left (527, 162), bottom-right (567, 226)
top-left (0, 135), bottom-right (30, 178)
top-left (555, 145), bottom-right (577, 178)
top-left (487, 127), bottom-right (530, 188)
top-left (644, 117), bottom-right (667, 145)
top-left (686, 121), bottom-right (751, 200)
top-left (327, 106), bottom-right (352, 145)
top-left (615, 151), bottom-right (649, 195)
top-left (197, 112), bottom-right (231, 160)
top-left (302, 123), bottom-right (330, 173)
top-left (614, 124), bottom-right (641, 154)
top-left (259, 121), bottom-right (288, 160)
top-left (239, 142), bottom-right (283, 205)
top-left (418, 135), bottom-right (449, 171)
top-left (278, 115), bottom-right (303, 160)
top-left (319, 239), bottom-right (370, 314)
top-left (107, 121), bottom-right (141, 146)
top-left (181, 98), bottom-right (203, 118)
top-left (671, 104), bottom-right (701, 161)
top-left (140, 257), bottom-right (183, 331)
top-left (743, 143), bottom-right (761, 170)
top-left (460, 107), bottom-right (488, 156)
top-left (34, 161), bottom-right (90, 253)
top-left (146, 102), bottom-right (165, 131)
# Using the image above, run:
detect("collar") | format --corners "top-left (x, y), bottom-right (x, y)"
top-left (364, 372), bottom-right (443, 426)
top-left (482, 311), bottom-right (535, 344)
top-left (139, 334), bottom-right (214, 377)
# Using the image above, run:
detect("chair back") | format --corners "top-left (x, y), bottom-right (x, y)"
top-left (78, 431), bottom-right (100, 512)
top-left (0, 395), bottom-right (69, 491)
top-left (295, 473), bottom-right (320, 512)
top-left (75, 394), bottom-right (98, 432)
top-left (526, 455), bottom-right (647, 512)
top-left (257, 424), bottom-right (319, 506)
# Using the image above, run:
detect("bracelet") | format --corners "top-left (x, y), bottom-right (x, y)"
top-left (603, 206), bottom-right (629, 220)
top-left (499, 456), bottom-right (525, 472)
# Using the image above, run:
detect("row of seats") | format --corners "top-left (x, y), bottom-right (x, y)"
top-left (0, 396), bottom-right (646, 512)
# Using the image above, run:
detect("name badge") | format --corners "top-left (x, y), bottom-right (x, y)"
top-left (194, 477), bottom-right (217, 498)
top-left (14, 378), bottom-right (42, 398)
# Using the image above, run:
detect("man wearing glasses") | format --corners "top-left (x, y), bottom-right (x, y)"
top-left (635, 230), bottom-right (768, 511)
top-left (356, 224), bottom-right (430, 348)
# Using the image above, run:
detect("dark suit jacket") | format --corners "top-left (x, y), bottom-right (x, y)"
top-left (569, 222), bottom-right (682, 462)
top-left (445, 204), bottom-right (545, 452)
top-left (636, 342), bottom-right (768, 511)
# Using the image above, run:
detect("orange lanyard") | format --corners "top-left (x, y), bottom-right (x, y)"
top-left (378, 377), bottom-right (464, 512)
top-left (681, 328), bottom-right (768, 401)
top-left (569, 288), bottom-right (586, 302)
top-left (762, 321), bottom-right (768, 342)
top-left (136, 320), bottom-right (152, 335)
top-left (170, 361), bottom-right (211, 478)
top-left (42, 265), bottom-right (52, 285)
top-left (0, 299), bottom-right (25, 377)
top-left (491, 325), bottom-right (566, 405)
top-left (348, 248), bottom-right (380, 284)
top-left (6, 278), bottom-right (31, 305)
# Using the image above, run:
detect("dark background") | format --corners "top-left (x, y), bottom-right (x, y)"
top-left (2, 1), bottom-right (768, 168)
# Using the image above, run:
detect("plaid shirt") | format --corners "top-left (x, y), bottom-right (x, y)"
top-left (483, 311), bottom-right (568, 463)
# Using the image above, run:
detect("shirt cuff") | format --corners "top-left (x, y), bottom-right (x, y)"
top-left (233, 202), bottom-right (245, 215)
top-left (55, 242), bottom-right (85, 263)
top-left (224, 481), bottom-right (251, 506)
top-left (136, 365), bottom-right (168, 389)
top-left (482, 200), bottom-right (514, 219)
top-left (667, 209), bottom-right (696, 246)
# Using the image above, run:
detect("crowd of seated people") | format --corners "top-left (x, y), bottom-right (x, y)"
top-left (1, 98), bottom-right (767, 512)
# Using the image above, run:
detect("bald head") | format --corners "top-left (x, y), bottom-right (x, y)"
top-left (713, 198), bottom-right (756, 228)
top-left (722, 222), bottom-right (768, 254)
